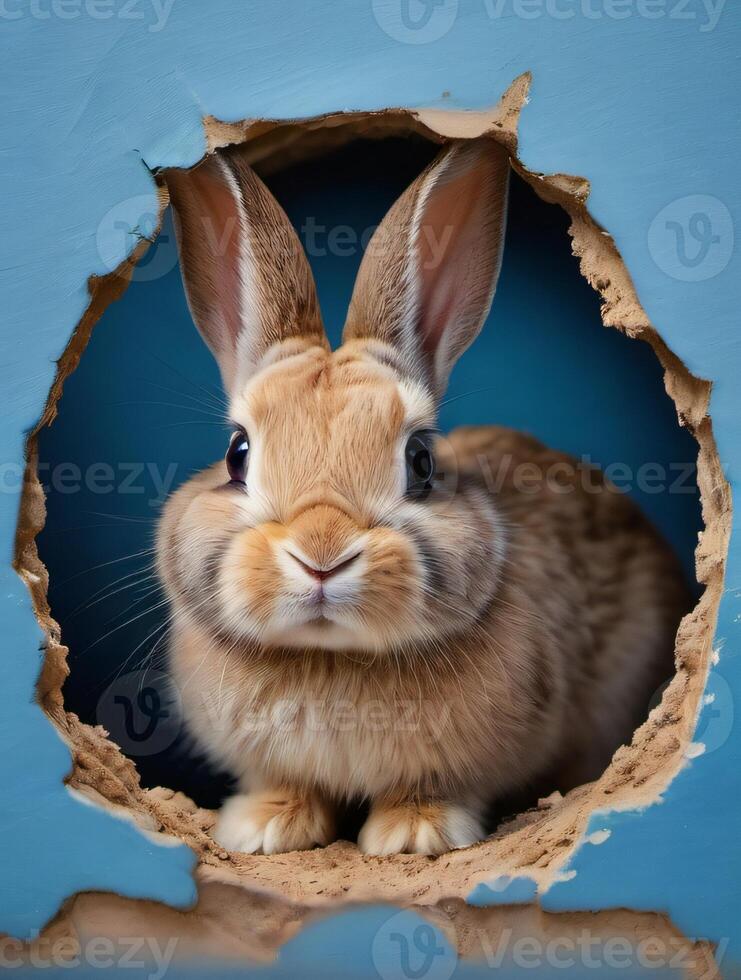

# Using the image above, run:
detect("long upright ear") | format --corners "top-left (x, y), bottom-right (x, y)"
top-left (343, 139), bottom-right (509, 397)
top-left (166, 146), bottom-right (326, 396)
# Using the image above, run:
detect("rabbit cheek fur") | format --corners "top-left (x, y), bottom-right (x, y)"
top-left (161, 138), bottom-right (689, 856)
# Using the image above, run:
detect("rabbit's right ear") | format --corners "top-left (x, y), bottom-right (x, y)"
top-left (166, 147), bottom-right (326, 396)
top-left (343, 139), bottom-right (509, 399)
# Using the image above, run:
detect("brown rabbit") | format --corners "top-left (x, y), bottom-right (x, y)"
top-left (160, 139), bottom-right (688, 856)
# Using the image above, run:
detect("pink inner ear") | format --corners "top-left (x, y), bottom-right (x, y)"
top-left (183, 165), bottom-right (247, 372)
top-left (416, 153), bottom-right (496, 361)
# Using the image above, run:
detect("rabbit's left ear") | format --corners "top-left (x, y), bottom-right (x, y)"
top-left (343, 139), bottom-right (509, 398)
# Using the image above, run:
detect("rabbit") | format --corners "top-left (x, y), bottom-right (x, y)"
top-left (159, 138), bottom-right (689, 857)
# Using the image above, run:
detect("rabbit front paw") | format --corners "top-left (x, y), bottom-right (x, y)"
top-left (214, 790), bottom-right (335, 855)
top-left (358, 800), bottom-right (484, 856)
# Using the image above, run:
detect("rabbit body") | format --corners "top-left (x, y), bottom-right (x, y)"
top-left (159, 368), bottom-right (685, 855)
top-left (160, 139), bottom-right (688, 855)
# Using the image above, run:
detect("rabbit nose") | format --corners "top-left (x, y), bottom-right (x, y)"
top-left (286, 550), bottom-right (361, 582)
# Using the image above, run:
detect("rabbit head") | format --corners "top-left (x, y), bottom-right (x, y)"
top-left (163, 138), bottom-right (510, 655)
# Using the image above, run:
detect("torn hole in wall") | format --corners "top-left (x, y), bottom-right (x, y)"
top-left (14, 75), bottom-right (730, 941)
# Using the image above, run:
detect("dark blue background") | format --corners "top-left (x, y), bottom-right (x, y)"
top-left (37, 138), bottom-right (701, 806)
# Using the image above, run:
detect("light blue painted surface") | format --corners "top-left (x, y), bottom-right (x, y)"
top-left (1, 0), bottom-right (740, 967)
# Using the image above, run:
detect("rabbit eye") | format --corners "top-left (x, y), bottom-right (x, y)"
top-left (226, 429), bottom-right (250, 483)
top-left (405, 430), bottom-right (436, 500)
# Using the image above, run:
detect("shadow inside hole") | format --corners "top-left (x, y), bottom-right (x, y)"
top-left (36, 135), bottom-right (703, 817)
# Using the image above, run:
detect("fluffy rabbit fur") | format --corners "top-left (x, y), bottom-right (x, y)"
top-left (161, 139), bottom-right (688, 856)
